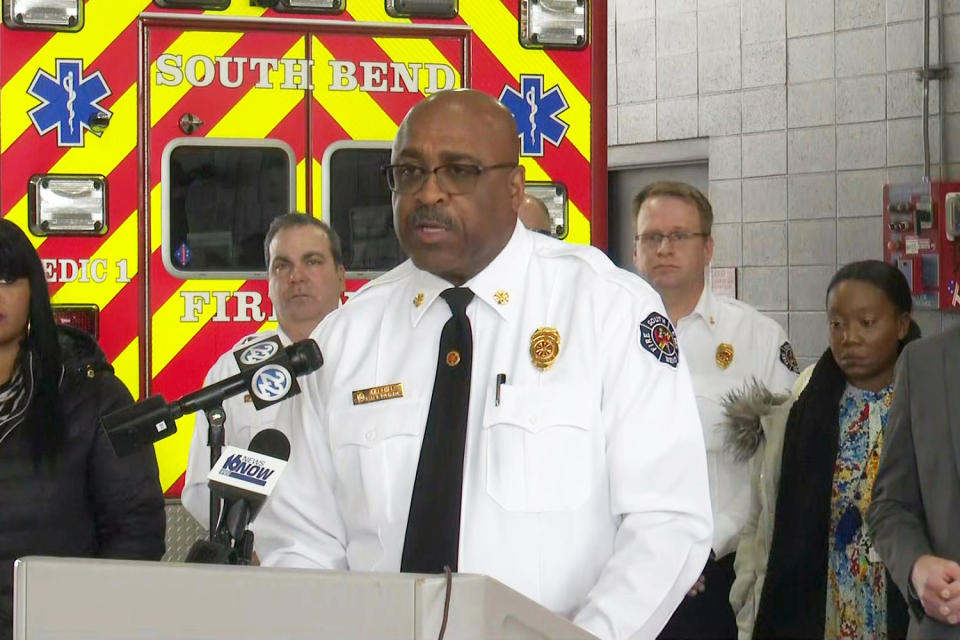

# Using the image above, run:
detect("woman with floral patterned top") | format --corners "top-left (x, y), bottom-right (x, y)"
top-left (727, 260), bottom-right (919, 640)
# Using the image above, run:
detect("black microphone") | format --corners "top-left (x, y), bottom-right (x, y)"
top-left (177, 339), bottom-right (322, 415)
top-left (185, 429), bottom-right (291, 565)
top-left (219, 428), bottom-right (291, 539)
top-left (101, 339), bottom-right (321, 457)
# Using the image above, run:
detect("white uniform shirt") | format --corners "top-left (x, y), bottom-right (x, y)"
top-left (674, 287), bottom-right (798, 558)
top-left (182, 328), bottom-right (293, 526)
top-left (254, 222), bottom-right (713, 640)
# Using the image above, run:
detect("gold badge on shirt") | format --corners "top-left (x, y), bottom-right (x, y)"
top-left (530, 327), bottom-right (560, 370)
top-left (715, 343), bottom-right (734, 370)
top-left (352, 383), bottom-right (404, 405)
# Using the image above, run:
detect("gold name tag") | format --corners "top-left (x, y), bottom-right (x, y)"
top-left (352, 383), bottom-right (404, 405)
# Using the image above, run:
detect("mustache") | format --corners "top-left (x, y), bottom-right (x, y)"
top-left (409, 206), bottom-right (459, 231)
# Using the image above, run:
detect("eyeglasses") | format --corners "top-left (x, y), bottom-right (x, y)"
top-left (381, 162), bottom-right (518, 195)
top-left (636, 231), bottom-right (709, 248)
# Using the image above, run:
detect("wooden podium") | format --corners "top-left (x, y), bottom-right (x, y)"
top-left (14, 556), bottom-right (597, 639)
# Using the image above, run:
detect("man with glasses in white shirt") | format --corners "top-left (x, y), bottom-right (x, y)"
top-left (253, 91), bottom-right (713, 640)
top-left (633, 181), bottom-right (798, 639)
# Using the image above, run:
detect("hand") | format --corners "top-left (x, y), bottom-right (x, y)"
top-left (687, 573), bottom-right (706, 597)
top-left (911, 555), bottom-right (960, 624)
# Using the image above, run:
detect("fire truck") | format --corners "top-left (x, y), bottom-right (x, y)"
top-left (0, 0), bottom-right (606, 496)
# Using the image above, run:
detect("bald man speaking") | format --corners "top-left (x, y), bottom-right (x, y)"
top-left (254, 90), bottom-right (712, 640)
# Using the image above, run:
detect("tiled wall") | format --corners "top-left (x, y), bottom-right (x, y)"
top-left (609, 0), bottom-right (960, 366)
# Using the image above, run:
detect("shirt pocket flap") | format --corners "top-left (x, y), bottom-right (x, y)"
top-left (330, 398), bottom-right (423, 450)
top-left (483, 383), bottom-right (597, 434)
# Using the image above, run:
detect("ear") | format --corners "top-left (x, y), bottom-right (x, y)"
top-left (509, 165), bottom-right (526, 212)
top-left (336, 264), bottom-right (347, 295)
top-left (896, 312), bottom-right (911, 341)
top-left (704, 235), bottom-right (715, 265)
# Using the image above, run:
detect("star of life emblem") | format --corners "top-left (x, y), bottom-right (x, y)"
top-left (27, 59), bottom-right (112, 147)
top-left (499, 75), bottom-right (570, 157)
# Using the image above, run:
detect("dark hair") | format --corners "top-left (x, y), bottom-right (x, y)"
top-left (633, 181), bottom-right (714, 235)
top-left (263, 213), bottom-right (343, 268)
top-left (826, 259), bottom-right (921, 350)
top-left (0, 219), bottom-right (64, 463)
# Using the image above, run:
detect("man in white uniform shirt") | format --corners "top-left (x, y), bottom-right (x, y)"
top-left (182, 213), bottom-right (346, 526)
top-left (633, 182), bottom-right (798, 639)
top-left (253, 90), bottom-right (712, 640)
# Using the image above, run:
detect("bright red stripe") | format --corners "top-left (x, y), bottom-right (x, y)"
top-left (0, 30), bottom-right (55, 86)
top-left (98, 272), bottom-right (140, 360)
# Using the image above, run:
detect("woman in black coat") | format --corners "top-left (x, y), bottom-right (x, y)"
top-left (0, 220), bottom-right (165, 639)
top-left (753, 261), bottom-right (916, 639)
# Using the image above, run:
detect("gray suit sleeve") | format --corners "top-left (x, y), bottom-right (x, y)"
top-left (867, 344), bottom-right (932, 619)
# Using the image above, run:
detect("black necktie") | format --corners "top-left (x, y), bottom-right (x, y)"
top-left (401, 287), bottom-right (475, 573)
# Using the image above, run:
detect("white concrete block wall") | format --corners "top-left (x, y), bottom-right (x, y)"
top-left (609, 0), bottom-right (960, 361)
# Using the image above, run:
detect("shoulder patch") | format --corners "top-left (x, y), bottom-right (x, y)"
top-left (638, 312), bottom-right (679, 368)
top-left (779, 341), bottom-right (800, 374)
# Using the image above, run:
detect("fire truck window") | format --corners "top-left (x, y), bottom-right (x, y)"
top-left (167, 145), bottom-right (290, 274)
top-left (327, 148), bottom-right (406, 274)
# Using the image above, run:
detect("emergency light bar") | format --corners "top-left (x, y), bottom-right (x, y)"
top-left (385, 0), bottom-right (457, 18)
top-left (3, 0), bottom-right (82, 31)
top-left (28, 174), bottom-right (108, 236)
top-left (520, 0), bottom-right (587, 49)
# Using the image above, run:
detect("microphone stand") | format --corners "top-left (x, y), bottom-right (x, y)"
top-left (204, 405), bottom-right (227, 540)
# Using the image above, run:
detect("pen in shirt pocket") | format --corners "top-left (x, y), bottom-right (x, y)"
top-left (495, 373), bottom-right (506, 406)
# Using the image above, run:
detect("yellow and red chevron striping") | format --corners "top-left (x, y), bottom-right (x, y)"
top-left (3, 1), bottom-right (597, 494)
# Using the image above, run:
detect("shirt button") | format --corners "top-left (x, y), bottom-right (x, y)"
top-left (365, 430), bottom-right (376, 441)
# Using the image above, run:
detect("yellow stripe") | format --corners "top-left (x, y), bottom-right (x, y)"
top-left (155, 414), bottom-right (196, 492)
top-left (257, 319), bottom-right (279, 334)
top-left (50, 213), bottom-right (138, 307)
top-left (312, 36), bottom-right (398, 140)
top-left (150, 184), bottom-right (163, 253)
top-left (520, 157), bottom-right (589, 245)
top-left (1, 198), bottom-right (38, 248)
top-left (458, 1), bottom-right (590, 162)
top-left (312, 157), bottom-right (323, 217)
top-left (112, 338), bottom-right (140, 400)
top-left (1, 0), bottom-right (153, 152)
top-left (296, 158), bottom-right (307, 212)
top-left (151, 279), bottom-right (246, 377)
